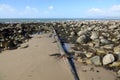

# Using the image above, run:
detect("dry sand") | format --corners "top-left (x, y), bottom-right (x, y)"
top-left (0, 34), bottom-right (74, 80)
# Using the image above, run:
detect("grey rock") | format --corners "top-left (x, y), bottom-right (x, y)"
top-left (90, 56), bottom-right (102, 66)
top-left (100, 37), bottom-right (111, 45)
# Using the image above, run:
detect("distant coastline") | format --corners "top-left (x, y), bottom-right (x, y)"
top-left (0, 18), bottom-right (120, 23)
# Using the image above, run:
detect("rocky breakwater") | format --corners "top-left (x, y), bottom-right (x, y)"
top-left (53, 20), bottom-right (120, 78)
top-left (0, 22), bottom-right (51, 52)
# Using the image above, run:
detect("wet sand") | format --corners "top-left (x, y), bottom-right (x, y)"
top-left (75, 61), bottom-right (116, 80)
top-left (0, 34), bottom-right (74, 80)
top-left (0, 33), bottom-right (117, 80)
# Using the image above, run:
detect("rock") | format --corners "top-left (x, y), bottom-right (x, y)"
top-left (90, 56), bottom-right (102, 66)
top-left (74, 51), bottom-right (83, 57)
top-left (103, 54), bottom-right (115, 65)
top-left (75, 51), bottom-right (87, 59)
top-left (100, 37), bottom-right (111, 45)
top-left (20, 43), bottom-right (29, 49)
top-left (90, 32), bottom-right (99, 40)
top-left (114, 45), bottom-right (120, 54)
top-left (65, 31), bottom-right (68, 34)
top-left (79, 53), bottom-right (86, 58)
top-left (76, 35), bottom-right (87, 44)
top-left (85, 52), bottom-right (93, 58)
top-left (117, 70), bottom-right (120, 79)
top-left (102, 32), bottom-right (110, 37)
top-left (117, 35), bottom-right (120, 39)
top-left (70, 31), bottom-right (75, 37)
top-left (109, 25), bottom-right (118, 29)
top-left (88, 42), bottom-right (94, 47)
top-left (96, 48), bottom-right (106, 55)
top-left (77, 30), bottom-right (87, 36)
top-left (94, 39), bottom-right (100, 48)
top-left (85, 59), bottom-right (92, 64)
top-left (77, 57), bottom-right (83, 63)
top-left (117, 53), bottom-right (120, 61)
top-left (109, 61), bottom-right (120, 67)
top-left (112, 38), bottom-right (117, 42)
top-left (102, 44), bottom-right (114, 49)
top-left (87, 26), bottom-right (95, 31)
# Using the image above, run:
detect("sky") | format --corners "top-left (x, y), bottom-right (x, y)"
top-left (0, 0), bottom-right (120, 18)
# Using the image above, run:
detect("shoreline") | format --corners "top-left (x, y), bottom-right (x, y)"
top-left (0, 18), bottom-right (120, 23)
top-left (0, 21), bottom-right (119, 80)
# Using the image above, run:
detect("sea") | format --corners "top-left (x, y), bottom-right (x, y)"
top-left (0, 18), bottom-right (120, 23)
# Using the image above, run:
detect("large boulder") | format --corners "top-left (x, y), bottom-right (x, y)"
top-left (102, 54), bottom-right (115, 65)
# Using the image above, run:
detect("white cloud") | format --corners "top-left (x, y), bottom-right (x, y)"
top-left (0, 4), bottom-right (16, 13)
top-left (19, 6), bottom-right (39, 17)
top-left (0, 4), bottom-right (17, 18)
top-left (0, 4), bottom-right (55, 18)
top-left (88, 8), bottom-right (103, 13)
top-left (48, 6), bottom-right (53, 10)
top-left (87, 5), bottom-right (120, 18)
top-left (24, 6), bottom-right (39, 13)
top-left (0, 4), bottom-right (40, 18)
top-left (110, 5), bottom-right (120, 12)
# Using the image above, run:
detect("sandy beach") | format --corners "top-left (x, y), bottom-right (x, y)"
top-left (75, 61), bottom-right (116, 80)
top-left (0, 21), bottom-right (119, 80)
top-left (0, 34), bottom-right (74, 80)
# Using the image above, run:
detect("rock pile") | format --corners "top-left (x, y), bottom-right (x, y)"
top-left (53, 20), bottom-right (120, 73)
top-left (0, 22), bottom-right (51, 52)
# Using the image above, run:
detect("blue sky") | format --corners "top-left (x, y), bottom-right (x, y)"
top-left (0, 0), bottom-right (120, 18)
